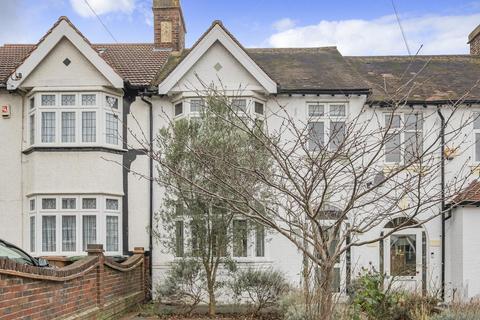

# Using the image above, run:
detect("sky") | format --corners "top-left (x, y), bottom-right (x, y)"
top-left (1, 0), bottom-right (480, 56)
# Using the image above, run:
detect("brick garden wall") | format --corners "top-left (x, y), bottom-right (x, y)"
top-left (0, 245), bottom-right (148, 320)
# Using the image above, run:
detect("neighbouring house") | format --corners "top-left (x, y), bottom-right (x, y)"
top-left (2, 0), bottom-right (480, 303)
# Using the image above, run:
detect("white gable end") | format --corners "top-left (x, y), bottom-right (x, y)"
top-left (7, 19), bottom-right (123, 90)
top-left (22, 37), bottom-right (110, 88)
top-left (172, 41), bottom-right (263, 93)
top-left (159, 23), bottom-right (277, 95)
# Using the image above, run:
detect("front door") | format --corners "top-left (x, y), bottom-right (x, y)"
top-left (384, 229), bottom-right (423, 292)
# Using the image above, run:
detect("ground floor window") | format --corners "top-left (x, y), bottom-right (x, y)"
top-left (28, 195), bottom-right (121, 255)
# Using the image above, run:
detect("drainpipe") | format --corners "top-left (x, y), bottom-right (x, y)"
top-left (141, 94), bottom-right (153, 298)
top-left (437, 108), bottom-right (446, 301)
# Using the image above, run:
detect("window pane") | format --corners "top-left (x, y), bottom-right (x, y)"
top-left (385, 133), bottom-right (401, 163)
top-left (175, 103), bottom-right (183, 116)
top-left (82, 111), bottom-right (96, 142)
top-left (82, 215), bottom-right (97, 251)
top-left (232, 99), bottom-right (247, 112)
top-left (42, 216), bottom-right (56, 252)
top-left (333, 267), bottom-right (341, 293)
top-left (175, 220), bottom-right (184, 257)
top-left (42, 198), bottom-right (56, 210)
top-left (30, 217), bottom-right (35, 252)
top-left (41, 94), bottom-right (56, 106)
top-left (385, 114), bottom-right (401, 129)
top-left (29, 199), bottom-right (35, 211)
top-left (62, 216), bottom-right (76, 252)
top-left (61, 94), bottom-right (76, 106)
top-left (105, 96), bottom-right (118, 109)
top-left (81, 94), bottom-right (96, 106)
top-left (61, 112), bottom-right (76, 143)
top-left (41, 112), bottom-right (56, 143)
top-left (330, 105), bottom-right (346, 117)
top-left (82, 198), bottom-right (97, 209)
top-left (62, 198), bottom-right (76, 210)
top-left (30, 114), bottom-right (35, 145)
top-left (330, 121), bottom-right (346, 150)
top-left (308, 122), bottom-right (324, 151)
top-left (255, 101), bottom-right (264, 115)
top-left (474, 113), bottom-right (480, 130)
top-left (308, 104), bottom-right (324, 117)
top-left (390, 234), bottom-right (417, 276)
top-left (29, 97), bottom-right (35, 109)
top-left (106, 113), bottom-right (118, 145)
top-left (106, 216), bottom-right (119, 252)
top-left (405, 113), bottom-right (423, 131)
top-left (233, 220), bottom-right (248, 257)
top-left (106, 199), bottom-right (119, 211)
top-left (255, 224), bottom-right (265, 257)
top-left (190, 99), bottom-right (203, 113)
top-left (404, 131), bottom-right (423, 163)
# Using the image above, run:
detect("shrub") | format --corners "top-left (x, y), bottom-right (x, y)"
top-left (278, 290), bottom-right (307, 320)
top-left (230, 268), bottom-right (290, 315)
top-left (432, 301), bottom-right (480, 320)
top-left (156, 259), bottom-right (206, 314)
top-left (349, 268), bottom-right (439, 320)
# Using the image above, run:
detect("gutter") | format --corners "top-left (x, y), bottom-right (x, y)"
top-left (437, 108), bottom-right (446, 301)
top-left (277, 88), bottom-right (371, 96)
top-left (140, 94), bottom-right (154, 299)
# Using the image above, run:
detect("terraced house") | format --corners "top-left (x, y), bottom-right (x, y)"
top-left (2, 0), bottom-right (480, 302)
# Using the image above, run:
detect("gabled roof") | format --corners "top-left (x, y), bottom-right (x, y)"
top-left (6, 17), bottom-right (128, 89)
top-left (346, 55), bottom-right (480, 102)
top-left (157, 21), bottom-right (278, 95)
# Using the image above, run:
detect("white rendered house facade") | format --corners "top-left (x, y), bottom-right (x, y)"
top-left (2, 0), bottom-right (480, 302)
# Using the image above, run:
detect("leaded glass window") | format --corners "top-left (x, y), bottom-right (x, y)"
top-left (81, 94), bottom-right (96, 106)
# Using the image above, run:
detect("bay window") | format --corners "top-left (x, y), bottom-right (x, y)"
top-left (27, 91), bottom-right (121, 149)
top-left (474, 112), bottom-right (480, 161)
top-left (174, 97), bottom-right (266, 119)
top-left (28, 195), bottom-right (121, 255)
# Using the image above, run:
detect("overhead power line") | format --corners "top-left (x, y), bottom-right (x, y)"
top-left (83, 0), bottom-right (118, 43)
top-left (391, 0), bottom-right (411, 56)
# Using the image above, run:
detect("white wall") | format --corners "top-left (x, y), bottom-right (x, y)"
top-left (0, 91), bottom-right (24, 246)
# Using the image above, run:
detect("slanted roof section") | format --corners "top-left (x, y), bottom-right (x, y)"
top-left (7, 16), bottom-right (124, 89)
top-left (248, 47), bottom-right (369, 93)
top-left (0, 43), bottom-right (170, 88)
top-left (451, 180), bottom-right (480, 205)
top-left (346, 55), bottom-right (480, 102)
top-left (157, 21), bottom-right (278, 94)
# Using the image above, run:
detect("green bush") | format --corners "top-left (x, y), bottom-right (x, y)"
top-left (278, 290), bottom-right (307, 320)
top-left (230, 268), bottom-right (290, 315)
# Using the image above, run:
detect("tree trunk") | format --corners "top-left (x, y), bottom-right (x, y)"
top-left (207, 280), bottom-right (216, 317)
top-left (317, 264), bottom-right (335, 320)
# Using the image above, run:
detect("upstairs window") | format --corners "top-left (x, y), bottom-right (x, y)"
top-left (175, 102), bottom-right (183, 116)
top-left (61, 94), bottom-right (76, 106)
top-left (41, 94), bottom-right (56, 106)
top-left (474, 113), bottom-right (480, 162)
top-left (82, 94), bottom-right (96, 106)
top-left (384, 113), bottom-right (423, 164)
top-left (254, 101), bottom-right (265, 115)
top-left (190, 99), bottom-right (204, 113)
top-left (232, 99), bottom-right (247, 113)
top-left (41, 112), bottom-right (56, 143)
top-left (307, 103), bottom-right (347, 151)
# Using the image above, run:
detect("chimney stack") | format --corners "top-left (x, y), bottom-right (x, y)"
top-left (468, 24), bottom-right (480, 55)
top-left (153, 0), bottom-right (186, 51)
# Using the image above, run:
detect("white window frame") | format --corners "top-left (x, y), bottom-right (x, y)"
top-left (383, 112), bottom-right (424, 165)
top-left (26, 91), bottom-right (122, 150)
top-left (473, 111), bottom-right (480, 162)
top-left (28, 195), bottom-right (122, 256)
top-left (307, 102), bottom-right (348, 151)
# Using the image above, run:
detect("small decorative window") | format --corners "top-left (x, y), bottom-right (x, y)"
top-left (29, 97), bottom-right (35, 109)
top-left (42, 198), bottom-right (56, 210)
top-left (81, 94), bottom-right (96, 106)
top-left (82, 198), bottom-right (97, 210)
top-left (29, 199), bottom-right (35, 211)
top-left (175, 102), bottom-right (183, 116)
top-left (62, 198), bottom-right (76, 210)
top-left (254, 101), bottom-right (264, 115)
top-left (105, 96), bottom-right (118, 109)
top-left (106, 199), bottom-right (119, 211)
top-left (308, 103), bottom-right (325, 117)
top-left (61, 94), bottom-right (76, 106)
top-left (41, 94), bottom-right (56, 106)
